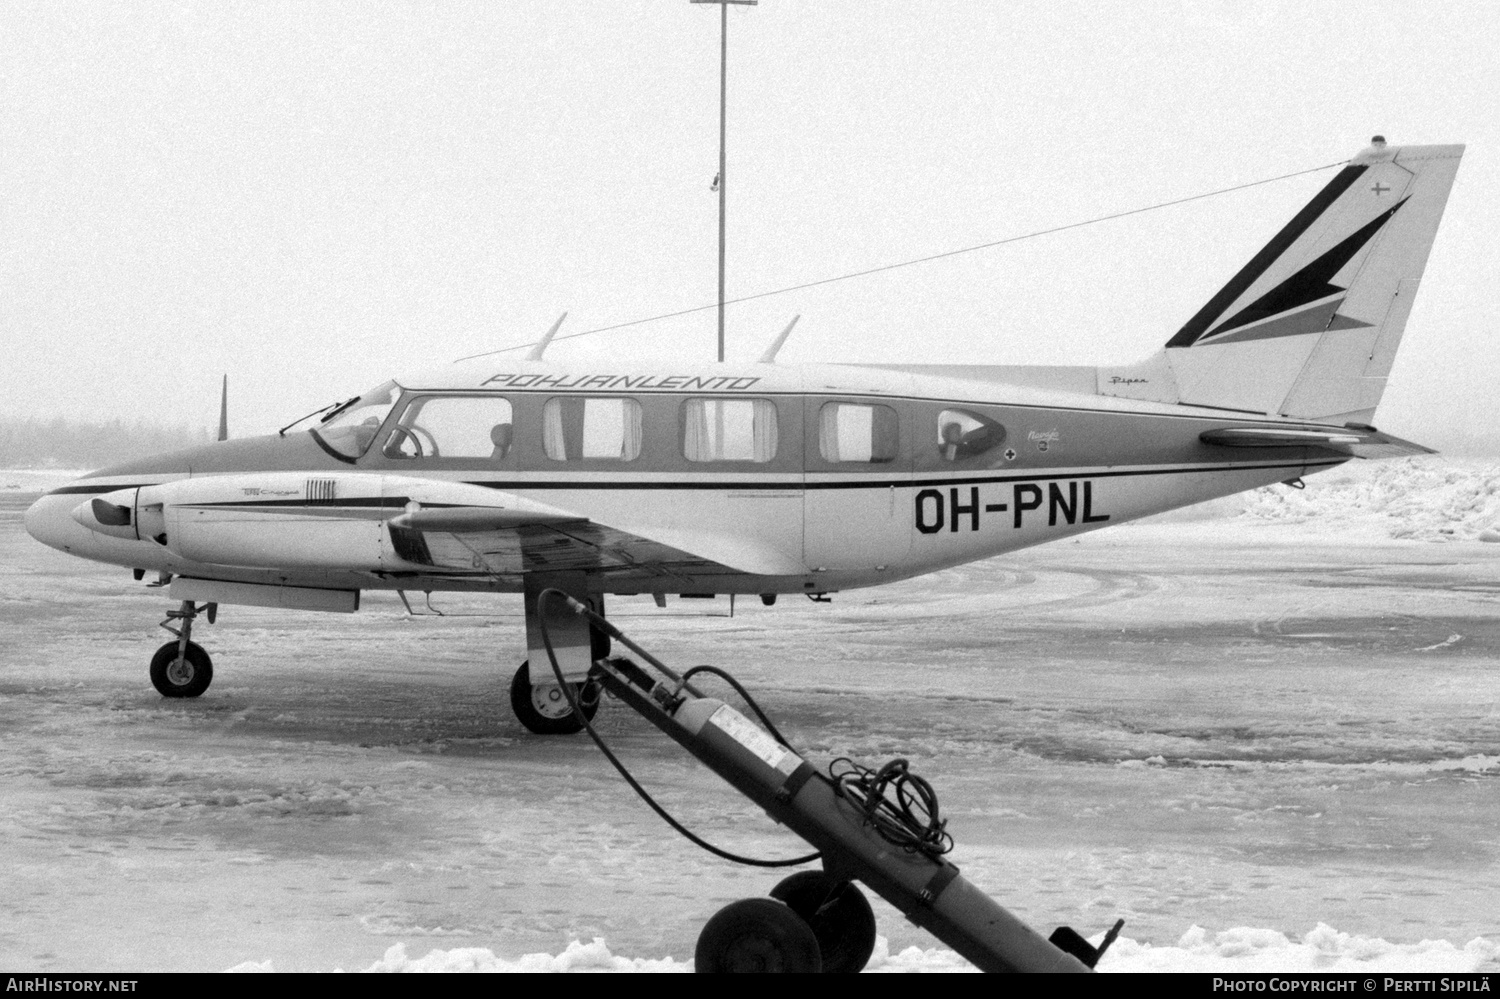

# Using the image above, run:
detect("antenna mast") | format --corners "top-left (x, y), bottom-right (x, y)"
top-left (692, 0), bottom-right (757, 363)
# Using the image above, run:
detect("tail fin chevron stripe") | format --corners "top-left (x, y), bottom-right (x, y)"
top-left (1167, 165), bottom-right (1367, 348)
top-left (1146, 140), bottom-right (1463, 423)
top-left (1197, 197), bottom-right (1407, 345)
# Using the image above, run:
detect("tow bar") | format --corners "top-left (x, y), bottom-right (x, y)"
top-left (539, 590), bottom-right (1123, 974)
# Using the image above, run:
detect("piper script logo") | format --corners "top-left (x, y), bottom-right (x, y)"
top-left (1027, 429), bottom-right (1060, 452)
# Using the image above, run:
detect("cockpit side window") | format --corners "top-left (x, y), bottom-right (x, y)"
top-left (936, 408), bottom-right (1006, 461)
top-left (382, 395), bottom-right (515, 461)
top-left (312, 381), bottom-right (401, 459)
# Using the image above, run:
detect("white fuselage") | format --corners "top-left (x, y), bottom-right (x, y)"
top-left (25, 360), bottom-right (1345, 601)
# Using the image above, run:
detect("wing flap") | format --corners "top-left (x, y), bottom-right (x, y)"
top-left (391, 502), bottom-right (806, 580)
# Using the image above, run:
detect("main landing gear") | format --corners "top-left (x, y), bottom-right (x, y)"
top-left (509, 662), bottom-right (601, 736)
top-left (150, 600), bottom-right (216, 698)
top-left (510, 581), bottom-right (611, 735)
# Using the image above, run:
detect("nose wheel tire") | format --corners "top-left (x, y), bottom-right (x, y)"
top-left (769, 871), bottom-right (878, 973)
top-left (694, 897), bottom-right (822, 973)
top-left (509, 661), bottom-right (600, 735)
top-left (149, 641), bottom-right (213, 698)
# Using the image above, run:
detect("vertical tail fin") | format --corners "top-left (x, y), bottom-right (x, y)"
top-left (1100, 139), bottom-right (1464, 422)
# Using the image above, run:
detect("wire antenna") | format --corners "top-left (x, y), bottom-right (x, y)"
top-left (456, 158), bottom-right (1346, 362)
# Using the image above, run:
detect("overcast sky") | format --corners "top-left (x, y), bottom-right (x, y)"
top-left (3, 1), bottom-right (1496, 447)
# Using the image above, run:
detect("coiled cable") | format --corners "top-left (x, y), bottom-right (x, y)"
top-left (829, 756), bottom-right (954, 858)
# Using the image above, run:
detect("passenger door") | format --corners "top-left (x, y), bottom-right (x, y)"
top-left (803, 397), bottom-right (914, 572)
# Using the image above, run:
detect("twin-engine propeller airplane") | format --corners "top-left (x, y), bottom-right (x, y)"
top-left (26, 138), bottom-right (1463, 734)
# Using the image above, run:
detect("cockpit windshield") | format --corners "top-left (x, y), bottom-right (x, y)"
top-left (310, 381), bottom-right (401, 459)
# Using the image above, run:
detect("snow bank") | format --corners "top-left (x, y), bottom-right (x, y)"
top-left (358, 939), bottom-right (690, 973)
top-left (350, 935), bottom-right (973, 973)
top-left (238, 926), bottom-right (1493, 973)
top-left (1239, 458), bottom-right (1500, 542)
top-left (1099, 924), bottom-right (1499, 974)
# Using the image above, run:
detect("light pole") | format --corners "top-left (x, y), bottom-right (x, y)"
top-left (691, 0), bottom-right (756, 363)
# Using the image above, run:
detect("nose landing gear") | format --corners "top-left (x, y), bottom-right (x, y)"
top-left (150, 600), bottom-right (216, 698)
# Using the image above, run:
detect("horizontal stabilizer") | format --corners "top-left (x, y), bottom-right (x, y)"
top-left (1200, 425), bottom-right (1434, 459)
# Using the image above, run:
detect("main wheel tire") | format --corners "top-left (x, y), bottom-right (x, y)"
top-left (770, 871), bottom-right (877, 973)
top-left (695, 898), bottom-right (822, 974)
top-left (508, 661), bottom-right (600, 735)
top-left (149, 641), bottom-right (213, 698)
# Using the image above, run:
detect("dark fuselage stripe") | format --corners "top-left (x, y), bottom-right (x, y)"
top-left (79, 459), bottom-right (1340, 509)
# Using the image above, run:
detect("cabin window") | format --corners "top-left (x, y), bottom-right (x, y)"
top-left (543, 397), bottom-right (642, 461)
top-left (818, 402), bottom-right (899, 463)
top-left (313, 381), bottom-right (401, 459)
top-left (383, 396), bottom-right (515, 460)
top-left (682, 398), bottom-right (778, 463)
top-left (936, 409), bottom-right (1006, 461)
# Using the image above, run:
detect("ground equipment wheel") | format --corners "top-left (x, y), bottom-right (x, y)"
top-left (770, 870), bottom-right (878, 973)
top-left (694, 898), bottom-right (822, 974)
top-left (149, 641), bottom-right (213, 698)
top-left (509, 661), bottom-right (600, 735)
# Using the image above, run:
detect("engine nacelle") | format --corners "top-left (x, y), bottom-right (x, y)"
top-left (77, 472), bottom-right (573, 572)
top-left (160, 476), bottom-right (386, 570)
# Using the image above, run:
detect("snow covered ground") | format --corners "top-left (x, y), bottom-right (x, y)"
top-left (2, 457), bottom-right (1499, 972)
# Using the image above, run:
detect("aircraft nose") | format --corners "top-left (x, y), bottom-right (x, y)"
top-left (24, 492), bottom-right (75, 553)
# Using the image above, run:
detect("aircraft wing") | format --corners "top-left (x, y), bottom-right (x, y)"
top-left (82, 472), bottom-right (807, 584)
top-left (1199, 425), bottom-right (1434, 459)
top-left (388, 506), bottom-right (806, 582)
